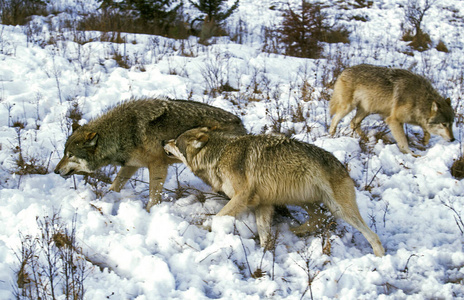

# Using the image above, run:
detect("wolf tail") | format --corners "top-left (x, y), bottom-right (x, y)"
top-left (329, 71), bottom-right (355, 116)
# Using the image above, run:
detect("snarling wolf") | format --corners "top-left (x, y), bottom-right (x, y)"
top-left (164, 128), bottom-right (385, 257)
top-left (329, 64), bottom-right (455, 155)
top-left (54, 98), bottom-right (247, 211)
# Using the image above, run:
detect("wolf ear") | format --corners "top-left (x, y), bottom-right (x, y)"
top-left (445, 97), bottom-right (451, 106)
top-left (192, 133), bottom-right (209, 149)
top-left (84, 132), bottom-right (98, 148)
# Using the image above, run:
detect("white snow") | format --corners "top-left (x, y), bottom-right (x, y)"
top-left (0, 0), bottom-right (464, 299)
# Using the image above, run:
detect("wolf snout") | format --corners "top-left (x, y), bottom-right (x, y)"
top-left (54, 166), bottom-right (65, 176)
top-left (163, 140), bottom-right (178, 158)
top-left (55, 168), bottom-right (73, 176)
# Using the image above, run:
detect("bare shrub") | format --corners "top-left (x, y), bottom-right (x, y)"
top-left (440, 198), bottom-right (464, 235)
top-left (402, 0), bottom-right (436, 51)
top-left (12, 120), bottom-right (50, 177)
top-left (111, 45), bottom-right (132, 69)
top-left (292, 248), bottom-right (320, 300)
top-left (199, 50), bottom-right (237, 97)
top-left (13, 213), bottom-right (87, 300)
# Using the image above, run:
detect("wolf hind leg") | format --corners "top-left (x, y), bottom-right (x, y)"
top-left (329, 103), bottom-right (356, 136)
top-left (350, 107), bottom-right (369, 137)
top-left (324, 179), bottom-right (385, 257)
top-left (255, 204), bottom-right (275, 249)
top-left (110, 166), bottom-right (139, 192)
top-left (146, 163), bottom-right (168, 212)
top-left (329, 80), bottom-right (355, 136)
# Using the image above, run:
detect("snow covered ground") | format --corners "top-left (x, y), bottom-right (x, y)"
top-left (0, 0), bottom-right (463, 299)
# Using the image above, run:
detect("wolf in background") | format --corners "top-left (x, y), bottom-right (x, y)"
top-left (54, 98), bottom-right (247, 211)
top-left (164, 127), bottom-right (385, 257)
top-left (329, 64), bottom-right (455, 155)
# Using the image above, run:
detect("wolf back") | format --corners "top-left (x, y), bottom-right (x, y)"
top-left (54, 98), bottom-right (247, 211)
top-left (329, 64), bottom-right (455, 155)
top-left (164, 128), bottom-right (385, 257)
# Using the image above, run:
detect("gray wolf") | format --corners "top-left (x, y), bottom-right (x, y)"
top-left (329, 64), bottom-right (455, 155)
top-left (54, 98), bottom-right (247, 211)
top-left (164, 128), bottom-right (385, 257)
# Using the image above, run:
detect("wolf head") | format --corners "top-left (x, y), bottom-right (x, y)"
top-left (163, 127), bottom-right (210, 166)
top-left (426, 98), bottom-right (455, 142)
top-left (54, 129), bottom-right (99, 177)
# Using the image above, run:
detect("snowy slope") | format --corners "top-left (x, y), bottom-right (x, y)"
top-left (0, 0), bottom-right (463, 299)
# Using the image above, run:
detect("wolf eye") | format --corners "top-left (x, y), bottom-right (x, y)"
top-left (442, 123), bottom-right (448, 128)
top-left (68, 153), bottom-right (74, 158)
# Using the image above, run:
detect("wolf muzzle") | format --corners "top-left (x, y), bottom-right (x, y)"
top-left (54, 167), bottom-right (75, 177)
top-left (163, 140), bottom-right (177, 158)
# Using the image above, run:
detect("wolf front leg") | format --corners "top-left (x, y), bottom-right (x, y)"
top-left (146, 163), bottom-right (168, 212)
top-left (422, 128), bottom-right (431, 145)
top-left (385, 116), bottom-right (418, 157)
top-left (109, 166), bottom-right (139, 192)
top-left (216, 189), bottom-right (251, 217)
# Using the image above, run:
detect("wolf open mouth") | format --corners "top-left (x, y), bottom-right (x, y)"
top-left (165, 149), bottom-right (176, 158)
top-left (59, 169), bottom-right (92, 176)
top-left (63, 169), bottom-right (75, 176)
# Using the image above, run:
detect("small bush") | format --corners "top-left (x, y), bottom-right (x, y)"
top-left (408, 31), bottom-right (432, 51)
top-left (14, 156), bottom-right (49, 176)
top-left (353, 0), bottom-right (373, 9)
top-left (435, 39), bottom-right (449, 52)
top-left (66, 101), bottom-right (83, 133)
top-left (401, 28), bottom-right (414, 42)
top-left (322, 26), bottom-right (350, 44)
top-left (279, 1), bottom-right (350, 58)
top-left (79, 1), bottom-right (189, 39)
top-left (402, 0), bottom-right (435, 51)
top-left (451, 157), bottom-right (464, 180)
top-left (12, 120), bottom-right (49, 176)
top-left (279, 1), bottom-right (324, 58)
top-left (0, 0), bottom-right (47, 25)
top-left (189, 0), bottom-right (239, 42)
